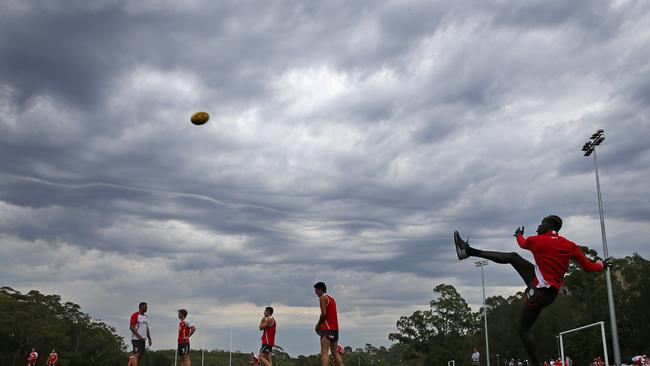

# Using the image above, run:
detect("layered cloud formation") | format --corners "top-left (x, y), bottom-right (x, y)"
top-left (1, 0), bottom-right (649, 355)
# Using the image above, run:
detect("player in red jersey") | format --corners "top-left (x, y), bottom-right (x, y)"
top-left (248, 352), bottom-right (260, 365)
top-left (454, 215), bottom-right (611, 366)
top-left (329, 345), bottom-right (344, 365)
top-left (314, 282), bottom-right (344, 366)
top-left (257, 306), bottom-right (276, 366)
top-left (47, 349), bottom-right (58, 366)
top-left (28, 348), bottom-right (38, 366)
top-left (177, 309), bottom-right (197, 366)
top-left (129, 302), bottom-right (152, 366)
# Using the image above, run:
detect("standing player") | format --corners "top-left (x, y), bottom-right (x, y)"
top-left (454, 215), bottom-right (611, 366)
top-left (129, 302), bottom-right (152, 366)
top-left (314, 282), bottom-right (344, 366)
top-left (27, 348), bottom-right (38, 366)
top-left (258, 306), bottom-right (276, 366)
top-left (178, 309), bottom-right (197, 366)
top-left (472, 348), bottom-right (480, 366)
top-left (47, 349), bottom-right (58, 366)
top-left (248, 352), bottom-right (260, 365)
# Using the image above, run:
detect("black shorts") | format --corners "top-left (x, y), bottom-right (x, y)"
top-left (260, 344), bottom-right (273, 354)
top-left (523, 286), bottom-right (558, 309)
top-left (178, 342), bottom-right (190, 356)
top-left (132, 339), bottom-right (146, 355)
top-left (321, 330), bottom-right (339, 343)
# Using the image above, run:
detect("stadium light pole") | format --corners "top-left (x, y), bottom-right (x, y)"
top-left (475, 260), bottom-right (490, 366)
top-left (581, 129), bottom-right (621, 365)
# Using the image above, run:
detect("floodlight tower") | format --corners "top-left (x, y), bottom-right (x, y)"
top-left (475, 260), bottom-right (490, 366)
top-left (581, 129), bottom-right (621, 365)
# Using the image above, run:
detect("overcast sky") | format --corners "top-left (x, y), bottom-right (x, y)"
top-left (1, 0), bottom-right (649, 357)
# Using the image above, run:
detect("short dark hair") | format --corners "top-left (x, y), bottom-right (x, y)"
top-left (178, 309), bottom-right (188, 317)
top-left (139, 302), bottom-right (147, 308)
top-left (543, 215), bottom-right (563, 231)
top-left (265, 306), bottom-right (274, 315)
top-left (314, 282), bottom-right (327, 292)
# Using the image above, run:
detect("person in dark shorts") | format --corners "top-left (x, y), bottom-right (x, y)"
top-left (129, 302), bottom-right (152, 366)
top-left (314, 282), bottom-right (344, 366)
top-left (257, 306), bottom-right (276, 366)
top-left (177, 309), bottom-right (197, 366)
top-left (454, 215), bottom-right (611, 366)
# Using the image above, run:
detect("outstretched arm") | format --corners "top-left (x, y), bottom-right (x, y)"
top-left (514, 227), bottom-right (529, 249)
top-left (572, 245), bottom-right (605, 272)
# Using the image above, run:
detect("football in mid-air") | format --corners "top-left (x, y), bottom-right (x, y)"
top-left (190, 111), bottom-right (210, 125)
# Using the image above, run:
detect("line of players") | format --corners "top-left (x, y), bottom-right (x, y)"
top-left (127, 281), bottom-right (345, 366)
top-left (26, 348), bottom-right (58, 366)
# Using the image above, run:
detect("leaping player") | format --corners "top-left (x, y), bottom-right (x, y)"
top-left (454, 215), bottom-right (611, 366)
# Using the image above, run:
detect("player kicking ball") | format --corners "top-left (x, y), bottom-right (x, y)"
top-left (453, 215), bottom-right (611, 366)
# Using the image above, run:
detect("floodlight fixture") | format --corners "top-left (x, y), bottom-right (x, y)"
top-left (580, 128), bottom-right (620, 365)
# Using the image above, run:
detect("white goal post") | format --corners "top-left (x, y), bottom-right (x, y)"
top-left (559, 321), bottom-right (609, 366)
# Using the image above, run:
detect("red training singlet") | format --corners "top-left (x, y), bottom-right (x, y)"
top-left (262, 317), bottom-right (276, 346)
top-left (178, 319), bottom-right (193, 344)
top-left (320, 293), bottom-right (339, 331)
top-left (516, 231), bottom-right (604, 289)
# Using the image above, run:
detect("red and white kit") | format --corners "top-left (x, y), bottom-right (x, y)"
top-left (320, 293), bottom-right (339, 331)
top-left (28, 351), bottom-right (38, 365)
top-left (262, 317), bottom-right (276, 347)
top-left (516, 231), bottom-right (604, 289)
top-left (178, 318), bottom-right (194, 344)
top-left (130, 311), bottom-right (149, 340)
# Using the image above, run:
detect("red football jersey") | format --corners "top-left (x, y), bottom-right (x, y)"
top-left (262, 317), bottom-right (276, 346)
top-left (516, 231), bottom-right (603, 289)
top-left (320, 293), bottom-right (339, 331)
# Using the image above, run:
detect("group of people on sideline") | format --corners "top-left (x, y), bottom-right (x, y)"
top-left (468, 350), bottom-right (649, 366)
top-left (25, 348), bottom-right (58, 366)
top-left (23, 282), bottom-right (342, 366)
top-left (126, 281), bottom-right (344, 366)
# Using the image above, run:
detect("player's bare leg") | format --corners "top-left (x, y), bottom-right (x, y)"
top-left (182, 354), bottom-right (191, 366)
top-left (329, 341), bottom-right (344, 366)
top-left (320, 336), bottom-right (332, 366)
top-left (258, 352), bottom-right (272, 366)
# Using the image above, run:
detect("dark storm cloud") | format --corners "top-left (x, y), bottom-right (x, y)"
top-left (1, 2), bottom-right (132, 108)
top-left (2, 0), bottom-right (650, 355)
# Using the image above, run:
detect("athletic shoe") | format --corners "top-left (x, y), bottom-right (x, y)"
top-left (454, 230), bottom-right (469, 260)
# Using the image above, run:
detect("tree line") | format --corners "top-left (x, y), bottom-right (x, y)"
top-left (388, 253), bottom-right (650, 366)
top-left (1, 252), bottom-right (648, 366)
